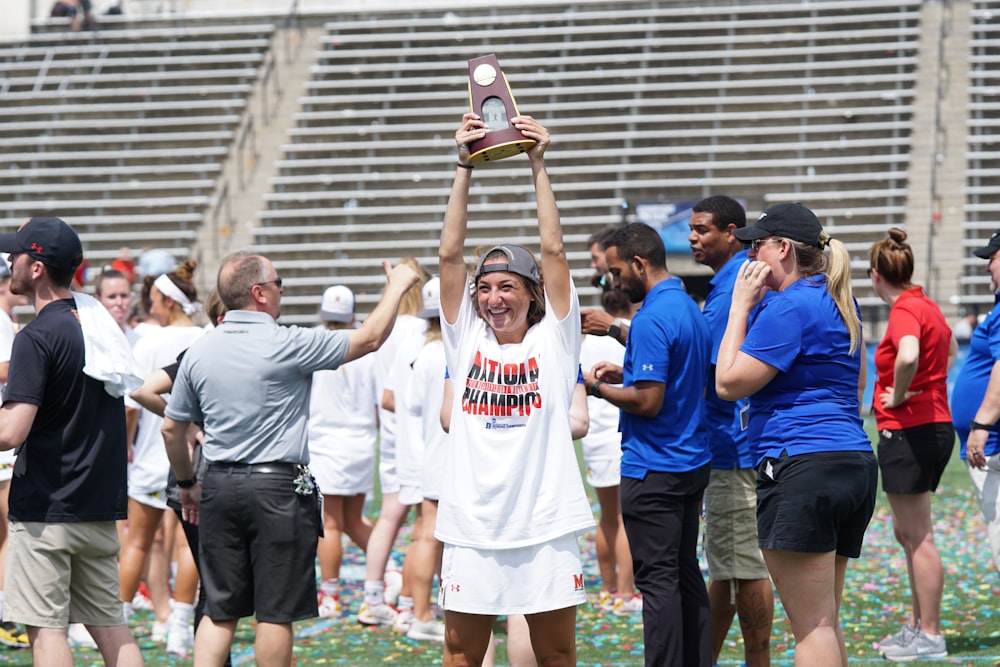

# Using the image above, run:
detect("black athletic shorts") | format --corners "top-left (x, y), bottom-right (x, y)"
top-left (876, 422), bottom-right (955, 494)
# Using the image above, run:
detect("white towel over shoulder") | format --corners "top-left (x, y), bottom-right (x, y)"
top-left (72, 291), bottom-right (143, 398)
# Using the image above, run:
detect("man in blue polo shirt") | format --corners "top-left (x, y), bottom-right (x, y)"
top-left (689, 195), bottom-right (773, 667)
top-left (585, 222), bottom-right (712, 667)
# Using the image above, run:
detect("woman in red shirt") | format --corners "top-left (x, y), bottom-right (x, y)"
top-left (869, 228), bottom-right (957, 661)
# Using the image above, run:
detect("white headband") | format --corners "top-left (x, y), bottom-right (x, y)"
top-left (153, 273), bottom-right (202, 316)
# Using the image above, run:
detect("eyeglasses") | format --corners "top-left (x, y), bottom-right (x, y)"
top-left (255, 277), bottom-right (283, 290)
top-left (749, 238), bottom-right (780, 252)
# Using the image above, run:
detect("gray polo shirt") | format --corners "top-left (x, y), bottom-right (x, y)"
top-left (166, 310), bottom-right (349, 464)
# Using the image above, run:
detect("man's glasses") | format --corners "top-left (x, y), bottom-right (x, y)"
top-left (255, 277), bottom-right (283, 290)
top-left (749, 238), bottom-right (779, 252)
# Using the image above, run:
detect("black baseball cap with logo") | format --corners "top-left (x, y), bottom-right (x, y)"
top-left (0, 217), bottom-right (84, 271)
top-left (733, 203), bottom-right (823, 248)
top-left (474, 244), bottom-right (541, 286)
top-left (973, 229), bottom-right (1000, 259)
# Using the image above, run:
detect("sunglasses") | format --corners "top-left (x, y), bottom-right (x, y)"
top-left (255, 277), bottom-right (283, 290)
top-left (749, 238), bottom-right (780, 252)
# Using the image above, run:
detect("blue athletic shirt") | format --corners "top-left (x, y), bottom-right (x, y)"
top-left (702, 250), bottom-right (754, 470)
top-left (951, 295), bottom-right (1000, 458)
top-left (740, 275), bottom-right (871, 466)
top-left (620, 277), bottom-right (711, 477)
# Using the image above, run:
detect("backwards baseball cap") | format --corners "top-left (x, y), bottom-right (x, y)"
top-left (474, 244), bottom-right (540, 286)
top-left (319, 285), bottom-right (355, 322)
top-left (417, 277), bottom-right (440, 319)
top-left (733, 203), bottom-right (823, 248)
top-left (0, 216), bottom-right (83, 271)
top-left (973, 229), bottom-right (1000, 259)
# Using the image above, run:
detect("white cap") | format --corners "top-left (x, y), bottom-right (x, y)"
top-left (417, 277), bottom-right (440, 319)
top-left (319, 285), bottom-right (355, 322)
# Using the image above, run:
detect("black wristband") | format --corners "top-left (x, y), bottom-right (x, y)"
top-left (588, 381), bottom-right (604, 398)
top-left (970, 420), bottom-right (994, 432)
top-left (456, 162), bottom-right (474, 170)
top-left (176, 476), bottom-right (197, 489)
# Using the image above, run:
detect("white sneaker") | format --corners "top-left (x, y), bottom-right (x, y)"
top-left (406, 617), bottom-right (445, 641)
top-left (393, 609), bottom-right (414, 634)
top-left (881, 630), bottom-right (947, 661)
top-left (878, 623), bottom-right (918, 650)
top-left (165, 604), bottom-right (194, 657)
top-left (358, 602), bottom-right (398, 626)
top-left (150, 619), bottom-right (169, 643)
top-left (613, 593), bottom-right (643, 615)
top-left (882, 630), bottom-right (948, 662)
top-left (67, 623), bottom-right (97, 649)
top-left (317, 590), bottom-right (341, 618)
top-left (384, 568), bottom-right (403, 607)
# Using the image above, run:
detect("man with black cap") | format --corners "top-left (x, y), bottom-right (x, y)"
top-left (584, 221), bottom-right (713, 667)
top-left (0, 217), bottom-right (143, 665)
top-left (951, 229), bottom-right (1000, 576)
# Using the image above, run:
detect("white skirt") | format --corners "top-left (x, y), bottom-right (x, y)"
top-left (438, 532), bottom-right (586, 615)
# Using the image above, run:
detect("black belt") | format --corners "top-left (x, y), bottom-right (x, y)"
top-left (207, 462), bottom-right (300, 475)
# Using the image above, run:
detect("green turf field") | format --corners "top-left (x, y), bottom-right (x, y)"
top-left (3, 421), bottom-right (995, 666)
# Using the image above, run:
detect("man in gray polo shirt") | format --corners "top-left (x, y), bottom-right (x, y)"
top-left (162, 251), bottom-right (418, 667)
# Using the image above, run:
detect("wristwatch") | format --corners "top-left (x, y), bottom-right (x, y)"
top-left (588, 381), bottom-right (604, 398)
top-left (607, 318), bottom-right (623, 341)
top-left (176, 476), bottom-right (198, 489)
top-left (970, 419), bottom-right (993, 432)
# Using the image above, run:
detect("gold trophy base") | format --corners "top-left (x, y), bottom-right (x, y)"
top-left (469, 128), bottom-right (536, 163)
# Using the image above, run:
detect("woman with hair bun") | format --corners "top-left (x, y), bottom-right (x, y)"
top-left (715, 203), bottom-right (877, 667)
top-left (868, 228), bottom-right (955, 661)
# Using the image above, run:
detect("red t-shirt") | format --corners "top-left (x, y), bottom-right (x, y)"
top-left (873, 286), bottom-right (953, 429)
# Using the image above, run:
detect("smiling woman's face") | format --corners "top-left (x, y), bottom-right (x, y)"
top-left (476, 265), bottom-right (533, 343)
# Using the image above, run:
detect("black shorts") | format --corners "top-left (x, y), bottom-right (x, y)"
top-left (199, 463), bottom-right (320, 623)
top-left (876, 422), bottom-right (955, 494)
top-left (756, 450), bottom-right (877, 558)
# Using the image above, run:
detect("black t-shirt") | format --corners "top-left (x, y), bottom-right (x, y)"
top-left (5, 298), bottom-right (128, 522)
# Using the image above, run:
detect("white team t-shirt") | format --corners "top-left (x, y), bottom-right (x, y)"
top-left (0, 310), bottom-right (15, 472)
top-left (386, 333), bottom-right (426, 499)
top-left (127, 324), bottom-right (206, 498)
top-left (436, 284), bottom-right (594, 549)
top-left (406, 339), bottom-right (448, 501)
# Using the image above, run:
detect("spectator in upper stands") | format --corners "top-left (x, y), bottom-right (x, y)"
top-left (716, 203), bottom-right (877, 667)
top-left (868, 228), bottom-right (955, 661)
top-left (688, 195), bottom-right (774, 667)
top-left (50, 0), bottom-right (96, 31)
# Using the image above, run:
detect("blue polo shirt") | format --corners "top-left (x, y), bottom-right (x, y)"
top-left (620, 277), bottom-right (711, 477)
top-left (702, 250), bottom-right (753, 470)
top-left (952, 296), bottom-right (1000, 458)
top-left (740, 276), bottom-right (871, 465)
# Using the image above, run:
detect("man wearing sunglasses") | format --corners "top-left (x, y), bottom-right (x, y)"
top-left (162, 252), bottom-right (419, 667)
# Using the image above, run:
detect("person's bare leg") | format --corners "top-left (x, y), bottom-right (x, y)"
top-left (26, 626), bottom-right (73, 667)
top-left (735, 578), bottom-right (773, 667)
top-left (593, 486), bottom-right (619, 599)
top-left (318, 495), bottom-right (346, 582)
top-left (763, 549), bottom-right (845, 667)
top-left (444, 611), bottom-right (495, 667)
top-left (887, 492), bottom-right (942, 635)
top-left (342, 493), bottom-right (374, 552)
top-left (87, 624), bottom-right (145, 667)
top-left (524, 606), bottom-right (577, 667)
top-left (193, 616), bottom-right (236, 667)
top-left (365, 492), bottom-right (409, 583)
top-left (409, 500), bottom-right (442, 622)
top-left (145, 516), bottom-right (172, 623)
top-left (708, 578), bottom-right (737, 662)
top-left (254, 621), bottom-right (294, 667)
top-left (118, 500), bottom-right (164, 606)
top-left (505, 614), bottom-right (537, 667)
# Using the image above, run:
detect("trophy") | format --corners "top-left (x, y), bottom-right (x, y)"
top-left (466, 54), bottom-right (536, 163)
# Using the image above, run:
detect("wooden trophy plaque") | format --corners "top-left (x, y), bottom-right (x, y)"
top-left (466, 54), bottom-right (536, 163)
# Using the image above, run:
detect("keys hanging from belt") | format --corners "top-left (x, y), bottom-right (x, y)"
top-left (293, 465), bottom-right (315, 496)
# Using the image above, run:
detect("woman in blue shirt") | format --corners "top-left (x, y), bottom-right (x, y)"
top-left (716, 203), bottom-right (877, 667)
